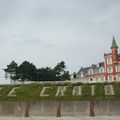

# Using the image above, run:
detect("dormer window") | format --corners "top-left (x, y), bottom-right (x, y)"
top-left (99, 67), bottom-right (105, 73)
top-left (89, 69), bottom-right (93, 75)
top-left (80, 72), bottom-right (84, 78)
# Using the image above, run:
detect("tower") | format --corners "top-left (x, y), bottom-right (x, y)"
top-left (111, 36), bottom-right (118, 64)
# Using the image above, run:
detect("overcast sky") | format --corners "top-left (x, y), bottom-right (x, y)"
top-left (0, 0), bottom-right (120, 83)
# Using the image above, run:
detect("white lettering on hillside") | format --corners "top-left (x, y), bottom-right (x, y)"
top-left (2, 84), bottom-right (117, 98)
top-left (56, 86), bottom-right (66, 96)
top-left (105, 85), bottom-right (115, 95)
top-left (8, 87), bottom-right (19, 97)
top-left (72, 86), bottom-right (81, 96)
top-left (40, 87), bottom-right (51, 97)
top-left (90, 85), bottom-right (95, 96)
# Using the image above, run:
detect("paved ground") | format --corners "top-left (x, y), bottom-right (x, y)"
top-left (0, 116), bottom-right (119, 120)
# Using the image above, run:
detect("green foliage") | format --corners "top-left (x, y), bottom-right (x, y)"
top-left (53, 61), bottom-right (70, 80)
top-left (16, 61), bottom-right (37, 82)
top-left (3, 61), bottom-right (18, 82)
top-left (3, 60), bottom-right (70, 82)
top-left (37, 67), bottom-right (56, 81)
top-left (62, 71), bottom-right (70, 80)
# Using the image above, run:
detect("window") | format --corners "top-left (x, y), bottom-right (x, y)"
top-left (101, 77), bottom-right (105, 82)
top-left (73, 73), bottom-right (76, 79)
top-left (95, 77), bottom-right (98, 82)
top-left (116, 75), bottom-right (120, 81)
top-left (90, 78), bottom-right (93, 81)
top-left (118, 75), bottom-right (120, 80)
top-left (107, 58), bottom-right (112, 65)
top-left (108, 75), bottom-right (113, 81)
top-left (107, 67), bottom-right (113, 73)
top-left (89, 78), bottom-right (94, 83)
top-left (116, 66), bottom-right (120, 72)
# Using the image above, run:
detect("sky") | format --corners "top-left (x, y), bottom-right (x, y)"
top-left (0, 0), bottom-right (120, 83)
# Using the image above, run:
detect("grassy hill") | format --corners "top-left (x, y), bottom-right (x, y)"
top-left (0, 82), bottom-right (120, 101)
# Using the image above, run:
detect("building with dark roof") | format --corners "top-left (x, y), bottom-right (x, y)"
top-left (71, 37), bottom-right (120, 83)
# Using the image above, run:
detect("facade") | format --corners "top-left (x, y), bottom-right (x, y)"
top-left (72, 37), bottom-right (120, 83)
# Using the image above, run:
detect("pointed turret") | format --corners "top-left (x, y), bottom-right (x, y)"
top-left (111, 36), bottom-right (118, 63)
top-left (111, 36), bottom-right (118, 49)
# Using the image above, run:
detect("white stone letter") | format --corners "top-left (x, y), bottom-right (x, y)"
top-left (56, 86), bottom-right (66, 96)
top-left (105, 85), bottom-right (115, 95)
top-left (8, 87), bottom-right (19, 97)
top-left (72, 86), bottom-right (81, 96)
top-left (90, 85), bottom-right (95, 96)
top-left (40, 87), bottom-right (51, 97)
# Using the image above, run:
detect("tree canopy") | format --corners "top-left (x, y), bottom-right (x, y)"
top-left (3, 60), bottom-right (18, 82)
top-left (3, 60), bottom-right (70, 82)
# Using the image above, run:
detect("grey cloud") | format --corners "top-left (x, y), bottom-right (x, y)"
top-left (11, 32), bottom-right (53, 47)
top-left (0, 0), bottom-right (120, 83)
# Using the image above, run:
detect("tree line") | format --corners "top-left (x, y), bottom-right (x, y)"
top-left (3, 60), bottom-right (70, 83)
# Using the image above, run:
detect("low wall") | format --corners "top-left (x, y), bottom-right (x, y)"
top-left (0, 102), bottom-right (23, 117)
top-left (95, 100), bottom-right (120, 116)
top-left (29, 101), bottom-right (56, 116)
top-left (0, 100), bottom-right (120, 117)
top-left (61, 101), bottom-right (89, 116)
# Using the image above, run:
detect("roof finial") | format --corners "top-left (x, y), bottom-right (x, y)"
top-left (111, 36), bottom-right (118, 49)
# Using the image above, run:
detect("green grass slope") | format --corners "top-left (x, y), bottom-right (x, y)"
top-left (0, 82), bottom-right (120, 101)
